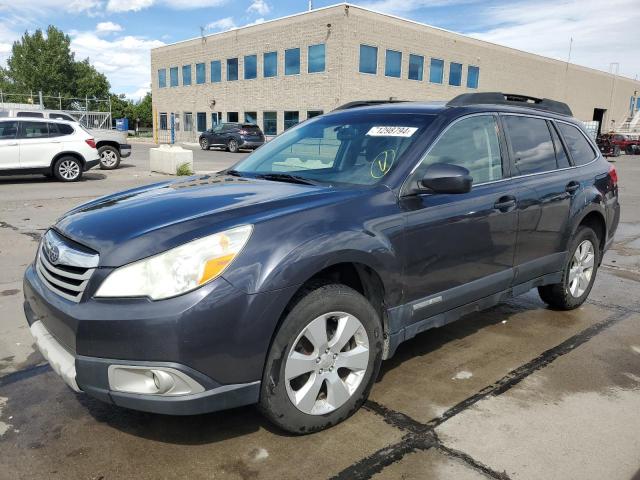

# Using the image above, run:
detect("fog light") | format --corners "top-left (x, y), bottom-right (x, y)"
top-left (108, 365), bottom-right (205, 396)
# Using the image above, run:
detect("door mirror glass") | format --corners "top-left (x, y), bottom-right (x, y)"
top-left (420, 163), bottom-right (472, 194)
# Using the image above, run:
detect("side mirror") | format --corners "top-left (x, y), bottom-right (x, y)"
top-left (419, 163), bottom-right (472, 194)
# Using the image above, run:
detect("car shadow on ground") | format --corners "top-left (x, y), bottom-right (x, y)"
top-left (0, 173), bottom-right (107, 184)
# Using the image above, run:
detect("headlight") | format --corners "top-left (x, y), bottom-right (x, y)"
top-left (95, 225), bottom-right (252, 300)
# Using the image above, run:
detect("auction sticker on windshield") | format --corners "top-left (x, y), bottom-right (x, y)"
top-left (366, 126), bottom-right (418, 137)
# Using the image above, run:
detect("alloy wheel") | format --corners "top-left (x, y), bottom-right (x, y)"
top-left (200, 139), bottom-right (209, 150)
top-left (59, 160), bottom-right (80, 180)
top-left (568, 239), bottom-right (595, 297)
top-left (284, 311), bottom-right (369, 415)
top-left (100, 150), bottom-right (118, 167)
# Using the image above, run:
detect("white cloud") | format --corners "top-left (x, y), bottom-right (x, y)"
top-left (106, 0), bottom-right (153, 12)
top-left (206, 17), bottom-right (237, 31)
top-left (468, 0), bottom-right (640, 79)
top-left (245, 18), bottom-right (265, 26)
top-left (247, 0), bottom-right (270, 16)
top-left (96, 21), bottom-right (123, 34)
top-left (361, 0), bottom-right (477, 14)
top-left (106, 0), bottom-right (227, 12)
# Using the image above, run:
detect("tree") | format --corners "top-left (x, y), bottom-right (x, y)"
top-left (73, 59), bottom-right (110, 99)
top-left (134, 92), bottom-right (153, 127)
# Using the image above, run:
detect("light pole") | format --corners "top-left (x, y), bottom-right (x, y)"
top-left (608, 62), bottom-right (619, 132)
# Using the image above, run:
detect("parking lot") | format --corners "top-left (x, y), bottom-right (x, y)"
top-left (1, 143), bottom-right (639, 480)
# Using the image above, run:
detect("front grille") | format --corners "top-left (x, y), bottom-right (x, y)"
top-left (35, 230), bottom-right (98, 303)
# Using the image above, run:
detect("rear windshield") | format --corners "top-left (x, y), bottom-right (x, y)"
top-left (242, 124), bottom-right (262, 133)
top-left (234, 112), bottom-right (435, 186)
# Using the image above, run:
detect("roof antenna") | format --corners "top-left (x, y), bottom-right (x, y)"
top-left (200, 26), bottom-right (206, 44)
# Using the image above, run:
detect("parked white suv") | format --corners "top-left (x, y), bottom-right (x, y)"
top-left (0, 117), bottom-right (100, 182)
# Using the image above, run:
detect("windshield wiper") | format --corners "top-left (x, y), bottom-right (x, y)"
top-left (256, 173), bottom-right (318, 185)
top-left (225, 169), bottom-right (243, 177)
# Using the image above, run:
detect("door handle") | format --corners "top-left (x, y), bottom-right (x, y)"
top-left (565, 181), bottom-right (580, 194)
top-left (494, 195), bottom-right (517, 212)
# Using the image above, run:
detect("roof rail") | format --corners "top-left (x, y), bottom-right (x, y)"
top-left (446, 92), bottom-right (573, 116)
top-left (334, 100), bottom-right (408, 111)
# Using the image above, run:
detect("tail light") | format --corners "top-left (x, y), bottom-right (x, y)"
top-left (609, 164), bottom-right (618, 186)
top-left (85, 138), bottom-right (97, 149)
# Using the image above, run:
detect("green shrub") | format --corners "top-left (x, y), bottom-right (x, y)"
top-left (176, 162), bottom-right (193, 176)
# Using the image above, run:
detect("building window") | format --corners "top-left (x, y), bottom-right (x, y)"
top-left (196, 63), bottom-right (206, 84)
top-left (308, 44), bottom-right (325, 73)
top-left (359, 45), bottom-right (377, 74)
top-left (467, 65), bottom-right (479, 89)
top-left (429, 58), bottom-right (444, 84)
top-left (211, 60), bottom-right (221, 83)
top-left (449, 62), bottom-right (462, 86)
top-left (159, 113), bottom-right (168, 130)
top-left (182, 65), bottom-right (192, 86)
top-left (170, 67), bottom-right (179, 87)
top-left (227, 112), bottom-right (239, 122)
top-left (307, 110), bottom-right (323, 119)
top-left (285, 48), bottom-right (300, 75)
top-left (264, 51), bottom-right (277, 78)
top-left (244, 55), bottom-right (257, 80)
top-left (385, 49), bottom-right (402, 78)
top-left (408, 54), bottom-right (423, 81)
top-left (284, 111), bottom-right (299, 130)
top-left (227, 58), bottom-right (238, 81)
top-left (158, 69), bottom-right (167, 88)
top-left (245, 111), bottom-right (257, 124)
top-left (184, 112), bottom-right (193, 131)
top-left (263, 111), bottom-right (277, 135)
top-left (196, 112), bottom-right (206, 132)
top-left (211, 112), bottom-right (220, 126)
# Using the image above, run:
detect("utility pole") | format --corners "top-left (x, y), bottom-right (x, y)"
top-left (608, 62), bottom-right (619, 132)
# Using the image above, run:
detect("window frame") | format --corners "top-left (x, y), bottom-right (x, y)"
top-left (384, 49), bottom-right (402, 78)
top-left (284, 111), bottom-right (299, 130)
top-left (308, 43), bottom-right (326, 74)
top-left (263, 51), bottom-right (278, 78)
top-left (182, 64), bottom-right (192, 86)
top-left (227, 58), bottom-right (239, 81)
top-left (244, 111), bottom-right (258, 124)
top-left (210, 60), bottom-right (222, 83)
top-left (169, 67), bottom-right (179, 87)
top-left (448, 62), bottom-right (463, 87)
top-left (195, 63), bottom-right (206, 84)
top-left (359, 44), bottom-right (378, 75)
top-left (466, 65), bottom-right (479, 89)
top-left (196, 112), bottom-right (207, 132)
top-left (429, 58), bottom-right (444, 84)
top-left (158, 68), bottom-right (167, 88)
top-left (263, 111), bottom-right (277, 135)
top-left (244, 54), bottom-right (258, 80)
top-left (408, 54), bottom-right (424, 81)
top-left (284, 48), bottom-right (301, 76)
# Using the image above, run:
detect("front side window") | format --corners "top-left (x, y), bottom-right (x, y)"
top-left (19, 121), bottom-right (49, 139)
top-left (385, 49), bottom-right (402, 78)
top-left (182, 65), bottom-right (192, 86)
top-left (408, 54), bottom-right (424, 81)
top-left (285, 48), bottom-right (300, 75)
top-left (197, 112), bottom-right (206, 132)
top-left (235, 112), bottom-right (435, 186)
top-left (158, 68), bottom-right (167, 88)
top-left (245, 111), bottom-right (257, 124)
top-left (263, 111), bottom-right (277, 135)
top-left (170, 67), bottom-right (179, 87)
top-left (0, 121), bottom-right (18, 139)
top-left (504, 116), bottom-right (557, 175)
top-left (429, 58), bottom-right (444, 84)
top-left (196, 63), bottom-right (206, 84)
top-left (467, 65), bottom-right (479, 89)
top-left (449, 62), bottom-right (462, 86)
top-left (308, 44), bottom-right (325, 73)
top-left (264, 51), bottom-right (277, 77)
top-left (244, 55), bottom-right (257, 80)
top-left (557, 123), bottom-right (597, 166)
top-left (284, 111), bottom-right (299, 130)
top-left (227, 58), bottom-right (238, 81)
top-left (359, 45), bottom-right (377, 74)
top-left (211, 60), bottom-right (221, 83)
top-left (413, 115), bottom-right (503, 185)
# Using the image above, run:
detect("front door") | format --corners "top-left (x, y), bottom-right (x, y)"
top-left (0, 120), bottom-right (20, 169)
top-left (400, 114), bottom-right (517, 323)
top-left (19, 121), bottom-right (60, 168)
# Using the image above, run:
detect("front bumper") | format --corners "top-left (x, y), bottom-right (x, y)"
top-left (119, 144), bottom-right (131, 158)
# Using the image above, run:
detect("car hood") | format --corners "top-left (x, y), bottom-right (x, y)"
top-left (54, 174), bottom-right (349, 266)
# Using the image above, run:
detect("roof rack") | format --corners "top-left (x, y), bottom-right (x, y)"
top-left (334, 100), bottom-right (408, 111)
top-left (446, 92), bottom-right (573, 116)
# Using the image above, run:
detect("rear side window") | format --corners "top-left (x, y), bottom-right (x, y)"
top-left (504, 116), bottom-right (557, 175)
top-left (549, 123), bottom-right (571, 169)
top-left (48, 123), bottom-right (74, 137)
top-left (50, 113), bottom-right (75, 122)
top-left (17, 112), bottom-right (44, 118)
top-left (19, 121), bottom-right (49, 139)
top-left (0, 121), bottom-right (18, 139)
top-left (557, 123), bottom-right (597, 166)
top-left (414, 115), bottom-right (503, 184)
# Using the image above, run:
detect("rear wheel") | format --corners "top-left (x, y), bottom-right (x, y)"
top-left (98, 145), bottom-right (121, 170)
top-left (53, 156), bottom-right (83, 182)
top-left (227, 138), bottom-right (239, 153)
top-left (538, 226), bottom-right (600, 310)
top-left (259, 284), bottom-right (383, 434)
top-left (613, 145), bottom-right (621, 157)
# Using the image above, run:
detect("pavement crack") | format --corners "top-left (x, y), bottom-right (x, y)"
top-left (0, 363), bottom-right (50, 389)
top-left (435, 435), bottom-right (512, 480)
top-left (363, 400), bottom-right (428, 435)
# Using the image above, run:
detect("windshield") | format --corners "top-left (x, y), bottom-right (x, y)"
top-left (233, 112), bottom-right (435, 185)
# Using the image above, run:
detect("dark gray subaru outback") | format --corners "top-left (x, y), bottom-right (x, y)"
top-left (24, 93), bottom-right (620, 433)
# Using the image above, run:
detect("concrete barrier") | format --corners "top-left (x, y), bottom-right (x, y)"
top-left (149, 145), bottom-right (193, 175)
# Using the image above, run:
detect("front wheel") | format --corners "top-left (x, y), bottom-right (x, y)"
top-left (53, 156), bottom-right (83, 182)
top-left (98, 145), bottom-right (121, 170)
top-left (200, 138), bottom-right (210, 150)
top-left (538, 226), bottom-right (600, 310)
top-left (227, 139), bottom-right (239, 153)
top-left (259, 284), bottom-right (383, 434)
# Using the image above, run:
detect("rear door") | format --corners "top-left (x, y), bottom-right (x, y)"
top-left (0, 121), bottom-right (20, 169)
top-left (18, 120), bottom-right (60, 168)
top-left (502, 114), bottom-right (576, 284)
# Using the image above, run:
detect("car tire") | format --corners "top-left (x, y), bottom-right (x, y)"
top-left (53, 156), bottom-right (83, 182)
top-left (626, 146), bottom-right (634, 155)
top-left (538, 226), bottom-right (600, 310)
top-left (227, 139), bottom-right (239, 153)
top-left (200, 138), bottom-right (210, 150)
top-left (98, 145), bottom-right (121, 170)
top-left (613, 145), bottom-right (621, 157)
top-left (259, 283), bottom-right (383, 434)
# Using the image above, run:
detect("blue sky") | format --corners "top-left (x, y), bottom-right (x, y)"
top-left (0, 0), bottom-right (638, 99)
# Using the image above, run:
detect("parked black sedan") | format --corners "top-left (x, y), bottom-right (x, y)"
top-left (199, 123), bottom-right (265, 153)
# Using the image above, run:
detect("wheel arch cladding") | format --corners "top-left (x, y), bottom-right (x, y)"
top-left (52, 152), bottom-right (85, 168)
top-left (576, 210), bottom-right (607, 253)
top-left (97, 141), bottom-right (119, 150)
